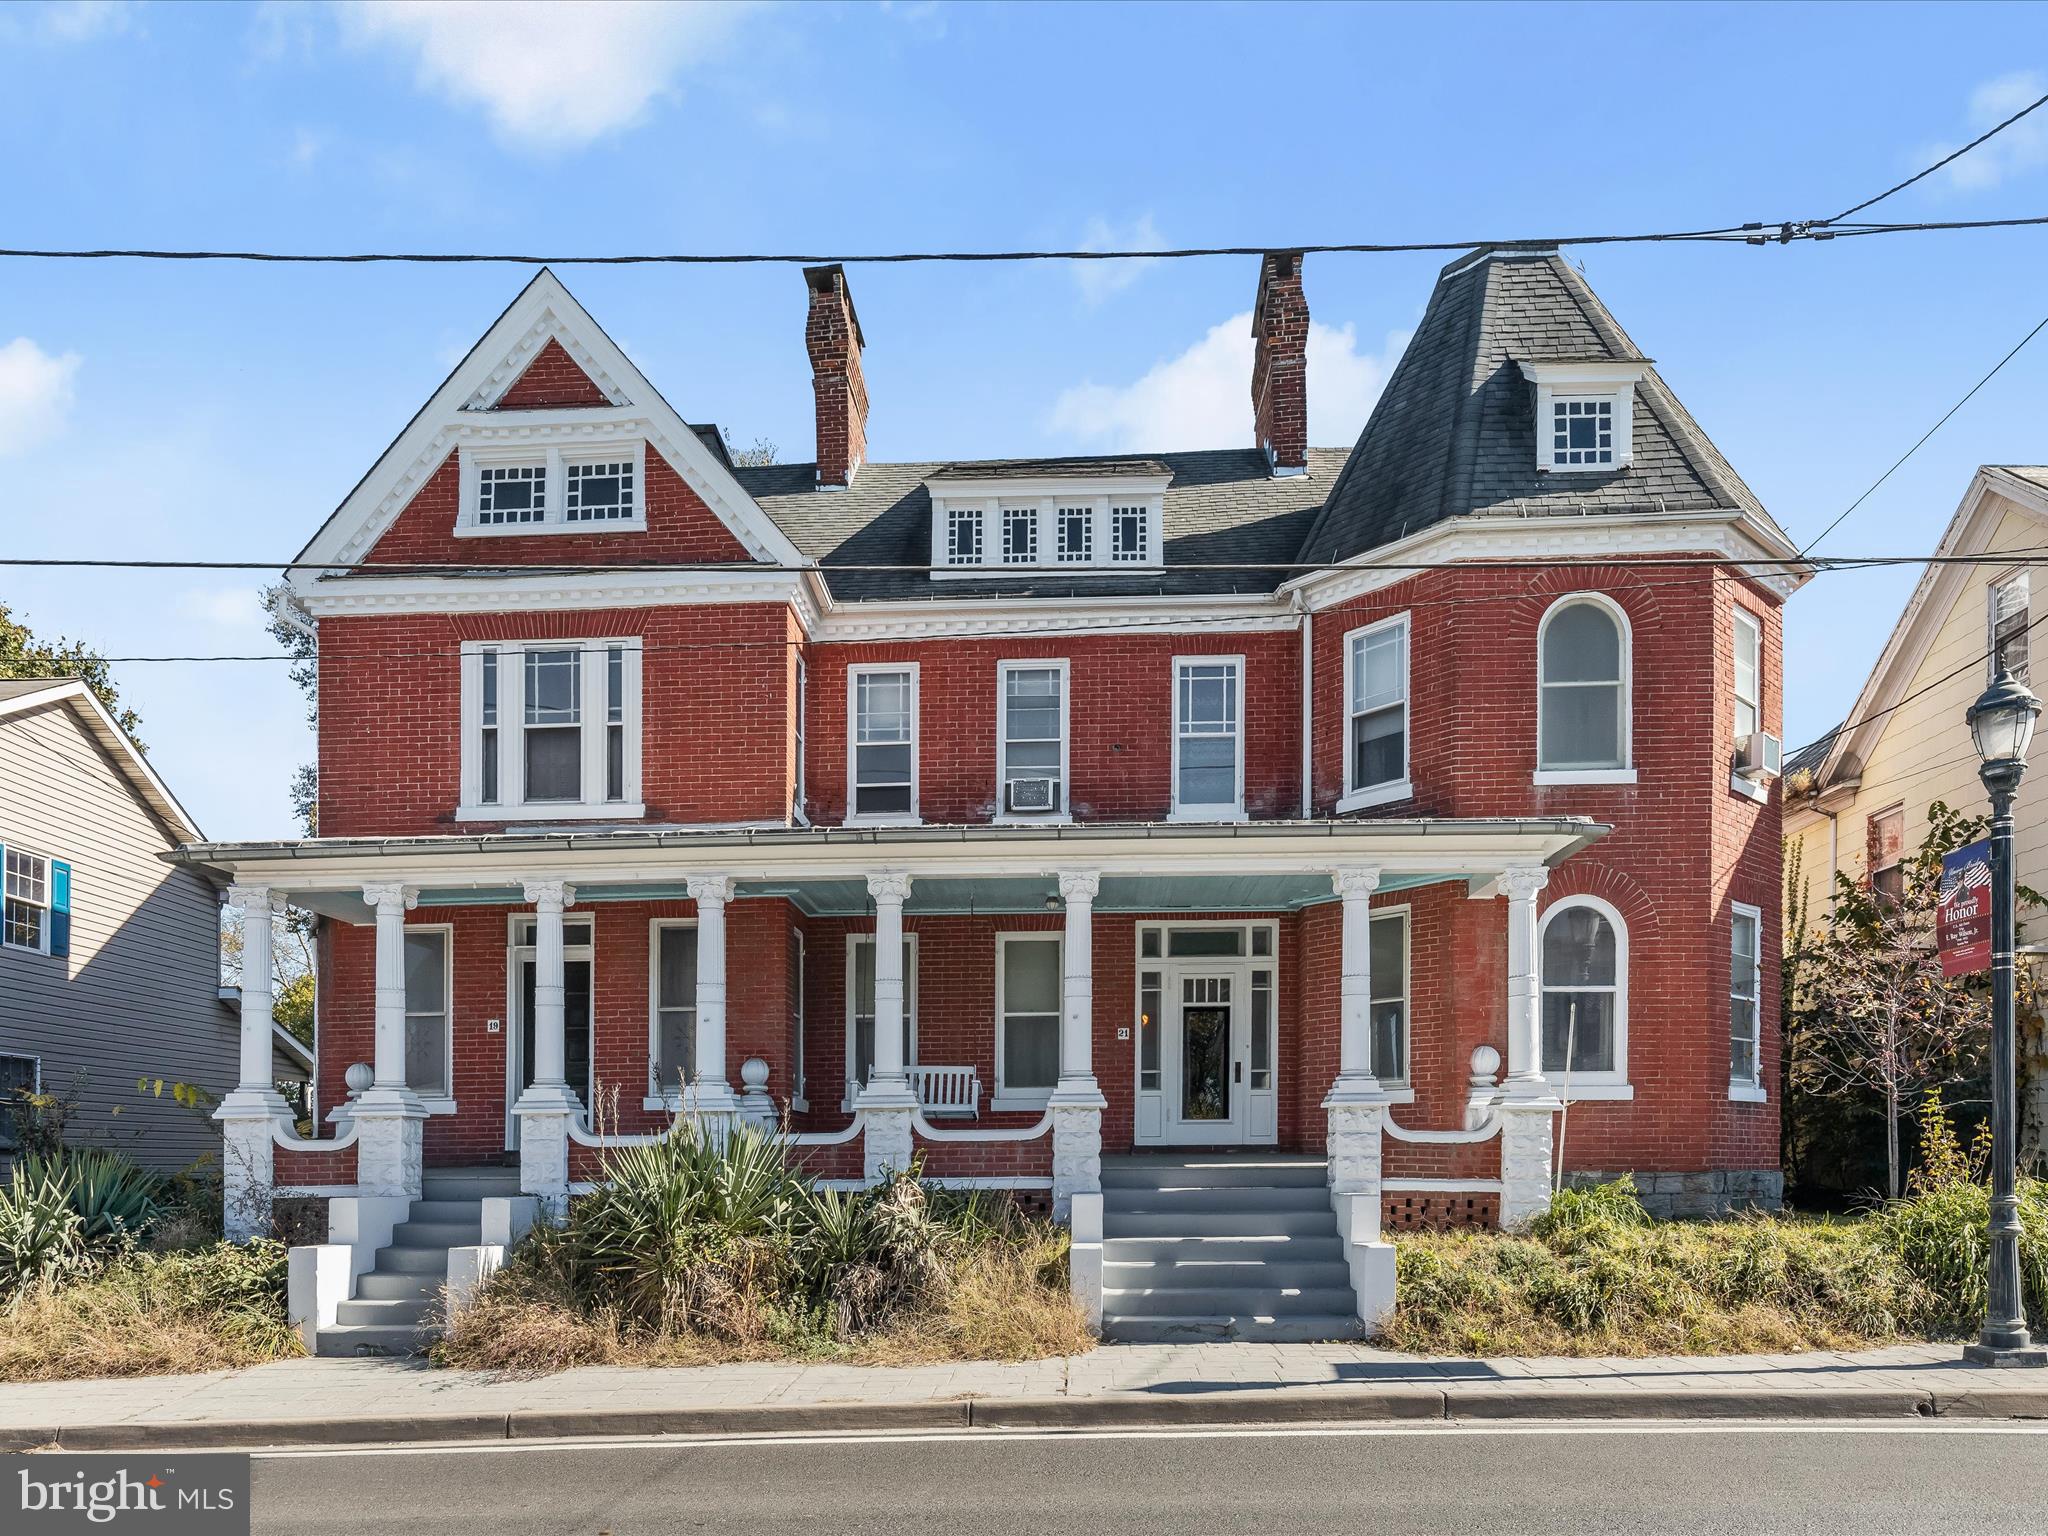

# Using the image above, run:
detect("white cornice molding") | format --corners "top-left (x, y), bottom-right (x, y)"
top-left (813, 594), bottom-right (1290, 641)
top-left (298, 568), bottom-right (812, 618)
top-left (927, 473), bottom-right (1174, 499)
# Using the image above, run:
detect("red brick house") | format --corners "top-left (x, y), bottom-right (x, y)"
top-left (186, 246), bottom-right (1803, 1345)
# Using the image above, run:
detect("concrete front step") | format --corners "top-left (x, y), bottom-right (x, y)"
top-left (1106, 1259), bottom-right (1355, 1290)
top-left (1105, 1209), bottom-right (1337, 1239)
top-left (1104, 1285), bottom-right (1359, 1319)
top-left (1109, 1185), bottom-right (1332, 1214)
top-left (1101, 1157), bottom-right (1328, 1190)
top-left (354, 1271), bottom-right (444, 1303)
top-left (1102, 1234), bottom-right (1345, 1264)
top-left (421, 1168), bottom-right (523, 1200)
top-left (388, 1219), bottom-right (485, 1248)
top-left (335, 1296), bottom-right (438, 1328)
top-left (373, 1244), bottom-right (454, 1275)
top-left (315, 1322), bottom-right (428, 1358)
top-left (1100, 1314), bottom-right (1368, 1344)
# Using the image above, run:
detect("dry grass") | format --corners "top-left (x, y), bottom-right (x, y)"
top-left (0, 1243), bottom-right (302, 1382)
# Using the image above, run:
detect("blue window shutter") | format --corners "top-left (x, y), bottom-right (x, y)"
top-left (49, 860), bottom-right (71, 959)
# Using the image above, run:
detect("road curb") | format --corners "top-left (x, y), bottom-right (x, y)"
top-left (10, 1380), bottom-right (2048, 1450)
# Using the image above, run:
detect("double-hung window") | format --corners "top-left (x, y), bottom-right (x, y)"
top-left (1369, 909), bottom-right (1410, 1086)
top-left (0, 1055), bottom-right (38, 1151)
top-left (1536, 595), bottom-right (1631, 780)
top-left (650, 922), bottom-right (698, 1097)
top-left (1343, 616), bottom-right (1410, 808)
top-left (1990, 571), bottom-right (2031, 683)
top-left (459, 443), bottom-right (647, 535)
top-left (793, 657), bottom-right (809, 822)
top-left (997, 661), bottom-right (1067, 818)
top-left (403, 928), bottom-right (452, 1101)
top-left (3, 849), bottom-right (51, 953)
top-left (996, 934), bottom-right (1061, 1106)
top-left (1869, 805), bottom-right (1906, 907)
top-left (849, 665), bottom-right (918, 821)
top-left (1730, 903), bottom-right (1763, 1096)
top-left (1733, 606), bottom-right (1763, 744)
top-left (1171, 657), bottom-right (1245, 819)
top-left (461, 639), bottom-right (642, 820)
top-left (847, 934), bottom-right (917, 1104)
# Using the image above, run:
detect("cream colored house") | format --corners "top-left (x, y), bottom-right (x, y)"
top-left (1786, 466), bottom-right (2048, 940)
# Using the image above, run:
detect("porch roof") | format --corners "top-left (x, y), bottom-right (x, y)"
top-left (170, 817), bottom-right (1608, 924)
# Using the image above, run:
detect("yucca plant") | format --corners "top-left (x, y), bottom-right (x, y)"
top-left (24, 1150), bottom-right (164, 1247)
top-left (0, 1163), bottom-right (86, 1302)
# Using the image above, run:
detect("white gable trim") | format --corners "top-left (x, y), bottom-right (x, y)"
top-left (290, 270), bottom-right (808, 580)
top-left (1809, 467), bottom-right (2048, 792)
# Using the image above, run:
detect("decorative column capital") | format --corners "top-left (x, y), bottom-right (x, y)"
top-left (866, 872), bottom-right (914, 905)
top-left (226, 884), bottom-right (284, 917)
top-left (685, 874), bottom-right (736, 907)
top-left (1332, 866), bottom-right (1383, 900)
top-left (521, 878), bottom-right (576, 911)
top-left (361, 881), bottom-right (417, 913)
top-left (1057, 871), bottom-right (1102, 904)
top-left (1498, 866), bottom-right (1551, 903)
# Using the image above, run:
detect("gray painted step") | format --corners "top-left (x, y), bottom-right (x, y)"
top-left (335, 1296), bottom-right (438, 1328)
top-left (372, 1245), bottom-right (450, 1275)
top-left (315, 1323), bottom-right (427, 1358)
top-left (1105, 1259), bottom-right (1355, 1290)
top-left (421, 1169), bottom-right (522, 1199)
top-left (389, 1218), bottom-right (485, 1248)
top-left (1110, 1185), bottom-right (1332, 1214)
top-left (1102, 1314), bottom-right (1367, 1344)
top-left (355, 1271), bottom-right (443, 1302)
top-left (407, 1199), bottom-right (486, 1224)
top-left (1105, 1209), bottom-right (1336, 1239)
top-left (1102, 1158), bottom-right (1327, 1190)
top-left (1102, 1235), bottom-right (1345, 1264)
top-left (1104, 1285), bottom-right (1359, 1319)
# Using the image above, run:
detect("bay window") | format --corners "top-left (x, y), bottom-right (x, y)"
top-left (460, 638), bottom-right (642, 820)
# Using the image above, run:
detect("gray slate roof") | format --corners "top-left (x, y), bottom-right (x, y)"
top-left (1294, 246), bottom-right (1785, 567)
top-left (735, 448), bottom-right (1346, 602)
top-left (1783, 724), bottom-right (1839, 781)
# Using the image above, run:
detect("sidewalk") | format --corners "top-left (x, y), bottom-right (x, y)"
top-left (2, 1341), bottom-right (2041, 1450)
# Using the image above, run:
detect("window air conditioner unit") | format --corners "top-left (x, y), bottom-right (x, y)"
top-left (1006, 777), bottom-right (1058, 812)
top-left (1736, 731), bottom-right (1783, 781)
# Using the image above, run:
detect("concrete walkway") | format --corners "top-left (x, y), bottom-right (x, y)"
top-left (3, 1341), bottom-right (2042, 1450)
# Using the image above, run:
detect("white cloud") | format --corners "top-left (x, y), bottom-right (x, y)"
top-left (1073, 214), bottom-right (1166, 304)
top-left (1048, 312), bottom-right (1408, 453)
top-left (0, 338), bottom-right (82, 457)
top-left (1916, 71), bottom-right (2048, 194)
top-left (36, 1), bottom-right (138, 42)
top-left (340, 0), bottom-right (753, 149)
top-left (174, 587), bottom-right (269, 631)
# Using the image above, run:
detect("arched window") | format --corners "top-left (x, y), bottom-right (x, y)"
top-left (1537, 595), bottom-right (1630, 774)
top-left (1538, 896), bottom-right (1627, 1085)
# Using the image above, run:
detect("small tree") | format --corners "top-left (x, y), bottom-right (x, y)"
top-left (1785, 800), bottom-right (2035, 1198)
top-left (0, 602), bottom-right (142, 745)
top-left (721, 430), bottom-right (778, 467)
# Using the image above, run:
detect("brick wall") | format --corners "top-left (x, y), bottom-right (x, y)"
top-left (494, 339), bottom-right (613, 409)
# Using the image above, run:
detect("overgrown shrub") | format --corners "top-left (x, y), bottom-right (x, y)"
top-left (0, 1162), bottom-right (87, 1299)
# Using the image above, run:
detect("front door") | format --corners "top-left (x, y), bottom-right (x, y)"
top-left (1168, 972), bottom-right (1244, 1143)
top-left (505, 956), bottom-right (594, 1149)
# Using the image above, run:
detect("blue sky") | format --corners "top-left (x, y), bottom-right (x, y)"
top-left (2, 0), bottom-right (2046, 841)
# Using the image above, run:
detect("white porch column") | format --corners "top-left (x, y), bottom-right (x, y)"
top-left (512, 878), bottom-right (577, 1219)
top-left (1496, 865), bottom-right (1561, 1228)
top-left (1323, 867), bottom-right (1391, 1199)
top-left (352, 882), bottom-right (428, 1202)
top-left (216, 884), bottom-right (290, 1242)
top-left (1049, 871), bottom-right (1107, 1222)
top-left (685, 875), bottom-right (738, 1124)
top-left (859, 873), bottom-right (917, 1181)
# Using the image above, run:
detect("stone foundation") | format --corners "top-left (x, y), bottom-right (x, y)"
top-left (1564, 1168), bottom-right (1784, 1218)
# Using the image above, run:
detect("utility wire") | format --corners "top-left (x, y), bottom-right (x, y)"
top-left (1825, 91), bottom-right (2048, 225)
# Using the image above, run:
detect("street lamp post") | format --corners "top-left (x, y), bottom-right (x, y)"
top-left (1964, 667), bottom-right (2048, 1368)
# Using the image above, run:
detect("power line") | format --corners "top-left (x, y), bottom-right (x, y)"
top-left (1796, 310), bottom-right (2048, 556)
top-left (1826, 91), bottom-right (2048, 225)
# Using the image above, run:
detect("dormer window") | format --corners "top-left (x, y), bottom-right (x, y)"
top-left (925, 465), bottom-right (1170, 577)
top-left (1519, 361), bottom-right (1645, 476)
top-left (458, 441), bottom-right (647, 536)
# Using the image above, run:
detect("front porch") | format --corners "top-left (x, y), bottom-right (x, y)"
top-left (188, 819), bottom-right (1603, 1321)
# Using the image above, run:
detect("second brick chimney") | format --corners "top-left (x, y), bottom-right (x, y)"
top-left (804, 263), bottom-right (868, 489)
top-left (1250, 251), bottom-right (1308, 476)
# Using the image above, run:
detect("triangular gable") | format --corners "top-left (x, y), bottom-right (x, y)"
top-left (292, 269), bottom-right (808, 575)
top-left (1811, 466), bottom-right (2048, 792)
top-left (488, 337), bottom-right (617, 410)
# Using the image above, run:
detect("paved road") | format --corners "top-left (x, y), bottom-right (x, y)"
top-left (254, 1422), bottom-right (2048, 1535)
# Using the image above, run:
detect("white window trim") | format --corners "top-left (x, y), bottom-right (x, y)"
top-left (456, 441), bottom-right (648, 537)
top-left (1521, 361), bottom-right (1641, 475)
top-left (2, 846), bottom-right (52, 956)
top-left (1534, 592), bottom-right (1634, 783)
top-left (403, 923), bottom-right (457, 1114)
top-left (846, 662), bottom-right (921, 826)
top-left (1730, 899), bottom-right (1765, 1100)
top-left (994, 658), bottom-right (1072, 824)
top-left (1338, 612), bottom-right (1413, 812)
top-left (843, 932), bottom-right (919, 1112)
top-left (792, 656), bottom-right (810, 826)
top-left (993, 931), bottom-right (1063, 1110)
top-left (1988, 567), bottom-right (2032, 684)
top-left (924, 478), bottom-right (1168, 577)
top-left (1168, 654), bottom-right (1248, 822)
top-left (1369, 906), bottom-right (1412, 1090)
top-left (645, 918), bottom-right (698, 1110)
top-left (1537, 892), bottom-right (1630, 1090)
top-left (458, 638), bottom-right (644, 822)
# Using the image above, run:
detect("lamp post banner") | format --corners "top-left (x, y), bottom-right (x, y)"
top-left (1939, 838), bottom-right (1994, 977)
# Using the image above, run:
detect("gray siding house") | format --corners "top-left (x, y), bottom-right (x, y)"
top-left (0, 678), bottom-right (240, 1171)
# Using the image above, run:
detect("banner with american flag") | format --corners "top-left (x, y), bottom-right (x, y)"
top-left (1938, 839), bottom-right (1993, 977)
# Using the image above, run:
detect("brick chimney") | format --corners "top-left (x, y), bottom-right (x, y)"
top-left (804, 263), bottom-right (868, 489)
top-left (1250, 251), bottom-right (1308, 477)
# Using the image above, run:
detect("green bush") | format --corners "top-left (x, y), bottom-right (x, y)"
top-left (1874, 1179), bottom-right (2048, 1336)
top-left (23, 1150), bottom-right (164, 1246)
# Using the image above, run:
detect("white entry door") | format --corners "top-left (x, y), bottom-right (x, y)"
top-left (1132, 924), bottom-right (1280, 1148)
top-left (1169, 972), bottom-right (1242, 1143)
